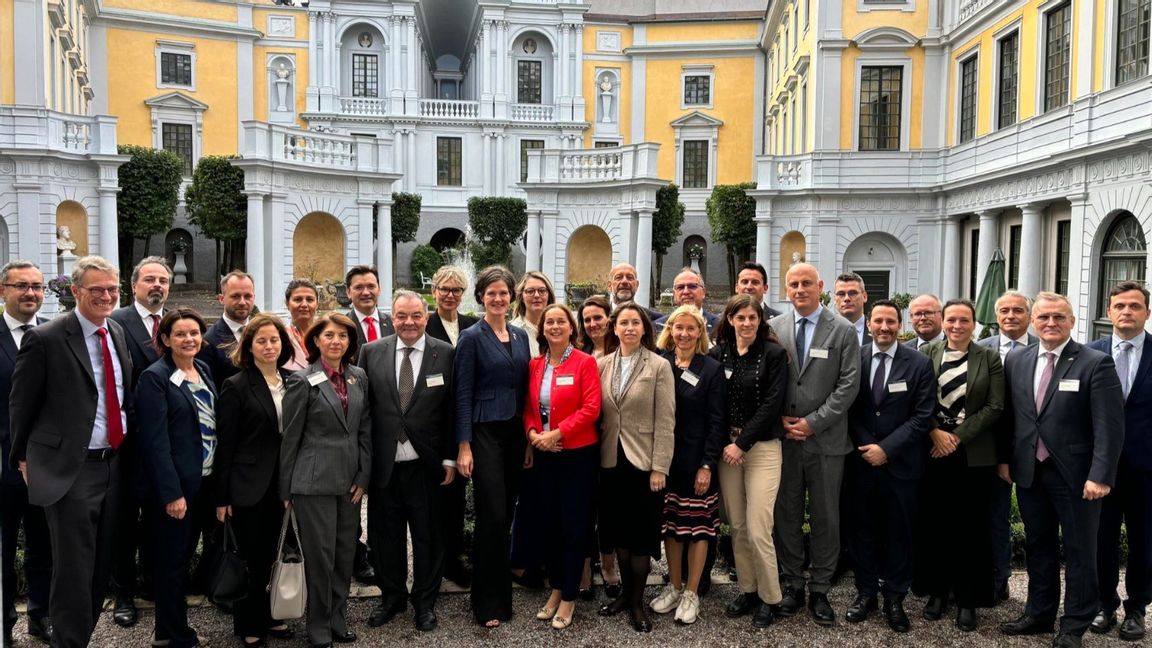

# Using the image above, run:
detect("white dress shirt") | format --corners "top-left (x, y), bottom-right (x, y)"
top-left (852, 317), bottom-right (866, 346)
top-left (355, 307), bottom-right (381, 341)
top-left (793, 305), bottom-right (823, 362)
top-left (221, 314), bottom-right (247, 340)
top-left (133, 300), bottom-right (163, 335)
top-left (76, 313), bottom-right (127, 449)
top-left (393, 335), bottom-right (425, 462)
top-left (3, 312), bottom-right (34, 349)
top-left (1033, 338), bottom-right (1072, 400)
top-left (869, 342), bottom-right (897, 388)
top-left (997, 333), bottom-right (1031, 361)
top-left (1113, 332), bottom-right (1145, 394)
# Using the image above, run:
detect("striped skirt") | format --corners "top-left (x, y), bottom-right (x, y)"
top-left (661, 470), bottom-right (720, 542)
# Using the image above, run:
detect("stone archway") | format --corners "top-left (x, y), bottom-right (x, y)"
top-left (0, 217), bottom-right (9, 266)
top-left (293, 212), bottom-right (346, 300)
top-left (566, 225), bottom-right (612, 287)
top-left (430, 227), bottom-right (465, 252)
top-left (843, 232), bottom-right (908, 303)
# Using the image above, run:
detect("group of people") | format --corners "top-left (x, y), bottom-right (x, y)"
top-left (0, 253), bottom-right (1146, 648)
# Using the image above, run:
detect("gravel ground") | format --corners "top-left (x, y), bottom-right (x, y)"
top-left (7, 570), bottom-right (1141, 648)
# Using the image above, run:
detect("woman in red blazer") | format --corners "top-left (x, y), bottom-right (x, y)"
top-left (523, 303), bottom-right (602, 630)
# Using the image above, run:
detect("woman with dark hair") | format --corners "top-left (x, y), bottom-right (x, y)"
top-left (454, 266), bottom-right (532, 628)
top-left (596, 303), bottom-right (675, 633)
top-left (214, 313), bottom-right (295, 647)
top-left (511, 271), bottom-right (556, 358)
top-left (708, 293), bottom-right (790, 629)
top-left (280, 313), bottom-right (371, 647)
top-left (915, 298), bottom-right (1004, 632)
top-left (578, 295), bottom-right (614, 358)
top-left (284, 279), bottom-right (319, 371)
top-left (136, 307), bottom-right (217, 648)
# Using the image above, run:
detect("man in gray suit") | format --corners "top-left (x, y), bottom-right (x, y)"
top-left (770, 263), bottom-right (861, 626)
top-left (361, 290), bottom-right (456, 633)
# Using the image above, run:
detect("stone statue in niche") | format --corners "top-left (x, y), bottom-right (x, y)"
top-left (791, 251), bottom-right (803, 265)
top-left (598, 76), bottom-right (615, 123)
top-left (274, 62), bottom-right (293, 112)
top-left (56, 225), bottom-right (77, 255)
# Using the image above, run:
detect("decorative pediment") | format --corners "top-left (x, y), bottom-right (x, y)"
top-left (144, 91), bottom-right (208, 113)
top-left (670, 111), bottom-right (724, 128)
top-left (853, 27), bottom-right (920, 51)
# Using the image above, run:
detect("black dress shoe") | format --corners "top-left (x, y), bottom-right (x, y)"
top-left (578, 586), bottom-right (595, 601)
top-left (1090, 608), bottom-right (1118, 634)
top-left (846, 595), bottom-right (878, 623)
top-left (776, 587), bottom-right (804, 617)
top-left (752, 602), bottom-right (776, 629)
top-left (332, 629), bottom-right (357, 643)
top-left (414, 609), bottom-right (438, 632)
top-left (26, 615), bottom-right (52, 644)
top-left (725, 593), bottom-right (758, 618)
top-left (956, 607), bottom-right (978, 632)
top-left (368, 599), bottom-right (407, 627)
top-left (996, 580), bottom-right (1010, 602)
top-left (629, 609), bottom-right (652, 633)
top-left (113, 599), bottom-right (138, 628)
top-left (604, 581), bottom-right (622, 599)
top-left (1052, 633), bottom-right (1083, 648)
top-left (884, 597), bottom-right (910, 633)
top-left (1000, 614), bottom-right (1055, 636)
top-left (598, 597), bottom-right (628, 617)
top-left (1119, 612), bottom-right (1146, 641)
top-left (267, 625), bottom-right (293, 640)
top-left (354, 563), bottom-right (376, 586)
top-left (809, 592), bottom-right (835, 627)
top-left (923, 596), bottom-right (947, 621)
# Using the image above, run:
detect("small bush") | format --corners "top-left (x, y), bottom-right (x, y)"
top-left (409, 245), bottom-right (443, 289)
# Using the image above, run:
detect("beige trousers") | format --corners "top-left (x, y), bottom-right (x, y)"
top-left (718, 439), bottom-right (783, 604)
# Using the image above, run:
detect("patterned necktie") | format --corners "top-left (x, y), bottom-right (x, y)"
top-left (96, 328), bottom-right (124, 449)
top-left (1035, 352), bottom-right (1056, 461)
top-left (366, 316), bottom-right (378, 342)
top-left (1117, 340), bottom-right (1133, 399)
top-left (795, 317), bottom-right (808, 369)
top-left (149, 313), bottom-right (160, 341)
top-left (871, 352), bottom-right (887, 405)
top-left (398, 347), bottom-right (414, 441)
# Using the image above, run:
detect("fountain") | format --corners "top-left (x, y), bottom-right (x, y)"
top-left (441, 245), bottom-right (481, 317)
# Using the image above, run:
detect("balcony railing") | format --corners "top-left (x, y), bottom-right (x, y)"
top-left (957, 0), bottom-right (996, 23)
top-left (338, 96), bottom-right (388, 116)
top-left (419, 99), bottom-right (479, 119)
top-left (0, 107), bottom-right (117, 155)
top-left (524, 143), bottom-right (661, 184)
top-left (510, 103), bottom-right (555, 122)
top-left (240, 121), bottom-right (392, 173)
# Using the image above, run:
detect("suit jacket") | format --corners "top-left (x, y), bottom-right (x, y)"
top-left (904, 333), bottom-right (944, 351)
top-left (708, 338), bottom-right (789, 450)
top-left (279, 361), bottom-right (371, 497)
top-left (426, 312), bottom-right (478, 346)
top-left (763, 304), bottom-right (783, 319)
top-left (1088, 333), bottom-right (1152, 472)
top-left (353, 309), bottom-right (396, 346)
top-left (198, 318), bottom-right (241, 386)
top-left (848, 343), bottom-right (936, 480)
top-left (135, 356), bottom-right (217, 505)
top-left (9, 312), bottom-right (134, 506)
top-left (922, 340), bottom-right (1006, 467)
top-left (978, 332), bottom-right (1038, 361)
top-left (597, 346), bottom-right (676, 472)
top-left (523, 349), bottom-right (601, 451)
top-left (453, 319), bottom-right (531, 443)
top-left (109, 305), bottom-right (161, 385)
top-left (214, 365), bottom-right (293, 507)
top-left (768, 307), bottom-right (861, 455)
top-left (359, 335), bottom-right (456, 490)
top-left (659, 351), bottom-right (726, 474)
top-left (0, 315), bottom-right (48, 486)
top-left (1003, 339), bottom-right (1125, 489)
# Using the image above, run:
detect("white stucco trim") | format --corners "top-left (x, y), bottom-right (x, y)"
top-left (154, 40), bottom-right (196, 92)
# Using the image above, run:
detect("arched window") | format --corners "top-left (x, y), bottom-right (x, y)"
top-left (1096, 212), bottom-right (1147, 337)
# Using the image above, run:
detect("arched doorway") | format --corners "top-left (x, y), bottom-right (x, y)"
top-left (0, 217), bottom-right (9, 266)
top-left (1095, 212), bottom-right (1147, 337)
top-left (843, 232), bottom-right (908, 307)
top-left (56, 200), bottom-right (89, 257)
top-left (293, 212), bottom-right (346, 309)
top-left (165, 228), bottom-right (195, 284)
top-left (780, 231), bottom-right (806, 300)
top-left (681, 235), bottom-right (708, 280)
top-left (430, 227), bottom-right (465, 253)
top-left (566, 225), bottom-right (612, 288)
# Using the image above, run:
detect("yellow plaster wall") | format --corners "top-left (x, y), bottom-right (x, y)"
top-left (0, 0), bottom-right (12, 104)
top-left (839, 0), bottom-right (929, 39)
top-left (1091, 0), bottom-right (1106, 93)
top-left (583, 24), bottom-right (633, 51)
top-left (644, 22), bottom-right (759, 43)
top-left (840, 45), bottom-right (926, 150)
top-left (253, 46), bottom-right (309, 125)
top-left (102, 0), bottom-right (237, 22)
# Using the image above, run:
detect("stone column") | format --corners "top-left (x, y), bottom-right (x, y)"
top-left (405, 17), bottom-right (418, 108)
top-left (14, 184), bottom-right (40, 262)
top-left (97, 188), bottom-right (119, 269)
top-left (376, 200), bottom-right (394, 313)
top-left (754, 196), bottom-right (773, 269)
top-left (405, 130), bottom-right (416, 192)
top-left (634, 208), bottom-right (654, 308)
top-left (357, 199), bottom-right (374, 266)
top-left (525, 210), bottom-right (541, 272)
top-left (267, 194), bottom-right (287, 314)
top-left (1066, 193), bottom-right (1090, 337)
top-left (558, 24), bottom-right (569, 111)
top-left (975, 209), bottom-right (1000, 297)
top-left (390, 16), bottom-right (403, 105)
top-left (541, 209), bottom-right (558, 279)
top-left (482, 133), bottom-right (493, 194)
top-left (245, 191), bottom-right (266, 301)
top-left (941, 215), bottom-right (962, 301)
top-left (1018, 202), bottom-right (1044, 298)
top-left (573, 24), bottom-right (586, 118)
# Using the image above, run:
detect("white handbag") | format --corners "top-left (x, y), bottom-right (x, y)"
top-left (269, 505), bottom-right (307, 620)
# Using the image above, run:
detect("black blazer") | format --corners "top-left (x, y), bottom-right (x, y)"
top-left (353, 309), bottom-right (396, 346)
top-left (453, 319), bottom-right (530, 443)
top-left (9, 313), bottom-right (134, 507)
top-left (198, 318), bottom-right (241, 386)
top-left (660, 351), bottom-right (726, 473)
top-left (848, 343), bottom-right (936, 481)
top-left (109, 305), bottom-right (161, 385)
top-left (425, 312), bottom-right (478, 346)
top-left (1088, 333), bottom-right (1152, 472)
top-left (359, 335), bottom-right (456, 490)
top-left (136, 356), bottom-right (217, 505)
top-left (214, 365), bottom-right (292, 507)
top-left (708, 338), bottom-right (789, 450)
top-left (0, 315), bottom-right (48, 486)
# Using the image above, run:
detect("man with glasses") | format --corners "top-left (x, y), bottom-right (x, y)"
top-left (10, 256), bottom-right (134, 648)
top-left (833, 273), bottom-right (871, 347)
top-left (905, 294), bottom-right (944, 350)
top-left (607, 263), bottom-right (661, 321)
top-left (0, 261), bottom-right (52, 644)
top-left (347, 265), bottom-right (396, 346)
top-left (735, 261), bottom-right (782, 318)
top-left (654, 268), bottom-right (718, 334)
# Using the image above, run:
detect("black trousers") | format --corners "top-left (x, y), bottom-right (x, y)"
top-left (369, 460), bottom-right (443, 612)
top-left (441, 473), bottom-right (470, 568)
top-left (536, 445), bottom-right (598, 601)
top-left (989, 476), bottom-right (1014, 585)
top-left (230, 485), bottom-right (283, 638)
top-left (509, 463), bottom-right (545, 572)
top-left (111, 436), bottom-right (153, 602)
top-left (1018, 460), bottom-right (1102, 636)
top-left (1097, 457), bottom-right (1152, 615)
top-left (150, 494), bottom-right (198, 648)
top-left (0, 481), bottom-right (51, 630)
top-left (43, 455), bottom-right (120, 648)
top-left (469, 419), bottom-right (524, 624)
top-left (847, 458), bottom-right (919, 597)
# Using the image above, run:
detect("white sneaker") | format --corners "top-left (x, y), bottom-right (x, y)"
top-left (650, 583), bottom-right (683, 614)
top-left (675, 590), bottom-right (700, 624)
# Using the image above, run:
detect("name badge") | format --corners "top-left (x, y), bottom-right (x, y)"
top-left (169, 369), bottom-right (186, 386)
top-left (725, 369), bottom-right (734, 380)
top-left (555, 374), bottom-right (575, 386)
top-left (307, 372), bottom-right (328, 386)
top-left (426, 373), bottom-right (445, 388)
top-left (888, 381), bottom-right (908, 393)
top-left (681, 370), bottom-right (700, 387)
top-left (810, 347), bottom-right (829, 359)
top-left (1058, 379), bottom-right (1080, 392)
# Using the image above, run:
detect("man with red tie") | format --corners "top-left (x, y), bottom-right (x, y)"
top-left (347, 265), bottom-right (396, 346)
top-left (9, 255), bottom-right (134, 648)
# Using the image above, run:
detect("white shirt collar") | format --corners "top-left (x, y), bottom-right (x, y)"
top-left (794, 304), bottom-right (823, 326)
top-left (398, 334), bottom-right (426, 354)
top-left (1115, 332), bottom-right (1146, 352)
top-left (1002, 333), bottom-right (1030, 347)
top-left (133, 300), bottom-right (162, 320)
top-left (3, 311), bottom-right (33, 332)
top-left (221, 315), bottom-right (247, 338)
top-left (871, 342), bottom-right (897, 360)
top-left (1039, 337), bottom-right (1072, 359)
top-left (355, 307), bottom-right (379, 324)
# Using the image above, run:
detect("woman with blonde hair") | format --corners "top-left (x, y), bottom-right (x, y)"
top-left (511, 271), bottom-right (557, 358)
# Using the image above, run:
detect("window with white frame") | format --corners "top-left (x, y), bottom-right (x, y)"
top-left (352, 54), bottom-right (378, 98)
top-left (682, 70), bottom-right (712, 108)
top-left (997, 32), bottom-right (1019, 128)
top-left (155, 41), bottom-right (196, 90)
top-left (146, 92), bottom-right (206, 177)
top-left (958, 55), bottom-right (978, 143)
top-left (437, 137), bottom-right (462, 186)
top-left (520, 139), bottom-right (544, 182)
top-left (858, 65), bottom-right (903, 151)
top-left (682, 140), bottom-right (708, 189)
top-left (1043, 1), bottom-right (1072, 112)
top-left (671, 112), bottom-right (722, 189)
top-left (517, 60), bottom-right (542, 104)
top-left (162, 123), bottom-right (194, 175)
top-left (1116, 0), bottom-right (1151, 85)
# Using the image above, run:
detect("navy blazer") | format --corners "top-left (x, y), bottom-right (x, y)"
top-left (453, 318), bottom-right (530, 443)
top-left (1088, 333), bottom-right (1152, 472)
top-left (135, 356), bottom-right (217, 506)
top-left (198, 318), bottom-right (241, 386)
top-left (0, 315), bottom-right (47, 486)
top-left (660, 351), bottom-right (727, 473)
top-left (848, 343), bottom-right (937, 481)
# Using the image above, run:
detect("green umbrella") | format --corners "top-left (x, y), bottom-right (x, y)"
top-left (975, 248), bottom-right (1007, 334)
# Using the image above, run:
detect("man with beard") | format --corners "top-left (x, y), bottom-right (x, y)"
top-left (607, 263), bottom-right (661, 321)
top-left (198, 271), bottom-right (256, 385)
top-left (108, 257), bottom-right (172, 627)
top-left (654, 268), bottom-right (718, 336)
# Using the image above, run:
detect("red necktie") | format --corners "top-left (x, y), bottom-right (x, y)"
top-left (149, 313), bottom-right (160, 341)
top-left (366, 316), bottom-right (378, 342)
top-left (96, 328), bottom-right (124, 449)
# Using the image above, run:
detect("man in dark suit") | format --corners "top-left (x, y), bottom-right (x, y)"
top-left (0, 261), bottom-right (52, 644)
top-left (735, 261), bottom-right (783, 318)
top-left (905, 294), bottom-right (944, 350)
top-left (978, 290), bottom-right (1037, 602)
top-left (999, 292), bottom-right (1125, 648)
top-left (608, 262), bottom-right (662, 321)
top-left (361, 290), bottom-right (456, 632)
top-left (845, 299), bottom-right (935, 633)
top-left (769, 263), bottom-right (860, 626)
top-left (9, 255), bottom-right (133, 648)
top-left (655, 268), bottom-right (718, 334)
top-left (107, 255), bottom-right (171, 627)
top-left (197, 270), bottom-right (255, 385)
top-left (1087, 280), bottom-right (1152, 641)
top-left (834, 272), bottom-right (871, 347)
top-left (347, 265), bottom-right (395, 345)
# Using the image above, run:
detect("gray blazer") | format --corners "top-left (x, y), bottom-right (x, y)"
top-left (280, 360), bottom-right (372, 498)
top-left (769, 307), bottom-right (861, 455)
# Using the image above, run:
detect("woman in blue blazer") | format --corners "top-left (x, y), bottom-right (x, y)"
top-left (454, 266), bottom-right (531, 628)
top-left (136, 307), bottom-right (217, 648)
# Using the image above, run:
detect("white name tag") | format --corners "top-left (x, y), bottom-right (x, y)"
top-left (1058, 379), bottom-right (1080, 392)
top-left (681, 370), bottom-right (700, 387)
top-left (810, 348), bottom-right (829, 359)
top-left (426, 373), bottom-right (445, 387)
top-left (307, 372), bottom-right (328, 386)
top-left (888, 381), bottom-right (908, 393)
top-left (169, 369), bottom-right (186, 386)
top-left (555, 374), bottom-right (575, 386)
top-left (725, 369), bottom-right (734, 380)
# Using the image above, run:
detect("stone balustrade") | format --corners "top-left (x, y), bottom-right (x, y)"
top-left (418, 99), bottom-right (480, 119)
top-left (339, 96), bottom-right (389, 116)
top-left (0, 107), bottom-right (117, 156)
top-left (240, 121), bottom-right (392, 173)
top-left (524, 143), bottom-right (661, 184)
top-left (510, 103), bottom-right (555, 122)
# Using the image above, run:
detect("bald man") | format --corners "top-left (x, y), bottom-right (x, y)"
top-left (607, 263), bottom-right (661, 322)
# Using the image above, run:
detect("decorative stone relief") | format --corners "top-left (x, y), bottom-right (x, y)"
top-left (597, 31), bottom-right (621, 53)
top-left (268, 15), bottom-right (295, 38)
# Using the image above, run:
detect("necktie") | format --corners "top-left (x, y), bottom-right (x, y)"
top-left (96, 328), bottom-right (124, 449)
top-left (366, 316), bottom-right (378, 342)
top-left (1008, 340), bottom-right (1018, 351)
top-left (1035, 351), bottom-right (1056, 462)
top-left (16, 324), bottom-right (31, 351)
top-left (871, 352), bottom-right (887, 405)
top-left (149, 314), bottom-right (160, 341)
top-left (1117, 340), bottom-right (1133, 399)
top-left (398, 347), bottom-right (414, 441)
top-left (19, 324), bottom-right (31, 332)
top-left (795, 317), bottom-right (808, 369)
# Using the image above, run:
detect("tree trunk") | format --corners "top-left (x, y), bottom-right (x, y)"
top-left (142, 235), bottom-right (152, 257)
top-left (653, 253), bottom-right (665, 300)
top-left (726, 246), bottom-right (738, 292)
top-left (215, 240), bottom-right (222, 279)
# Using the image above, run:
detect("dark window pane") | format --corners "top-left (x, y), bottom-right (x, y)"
top-left (517, 60), bottom-right (542, 104)
top-left (520, 139), bottom-right (544, 182)
top-left (594, 141), bottom-right (618, 148)
top-left (161, 123), bottom-right (193, 175)
top-left (998, 32), bottom-right (1019, 129)
top-left (437, 137), bottom-right (462, 186)
top-left (1117, 0), bottom-right (1151, 84)
top-left (1008, 224), bottom-right (1022, 288)
top-left (352, 54), bottom-right (378, 98)
top-left (1044, 2), bottom-right (1071, 112)
top-left (682, 140), bottom-right (708, 189)
top-left (1098, 214), bottom-right (1148, 322)
top-left (1055, 219), bottom-right (1071, 296)
top-left (969, 228), bottom-right (979, 300)
top-left (959, 56), bottom-right (978, 143)
top-left (859, 66), bottom-right (902, 151)
top-left (683, 75), bottom-right (711, 105)
top-left (160, 52), bottom-right (192, 86)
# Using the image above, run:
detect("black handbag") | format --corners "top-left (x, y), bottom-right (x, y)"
top-left (209, 520), bottom-right (249, 606)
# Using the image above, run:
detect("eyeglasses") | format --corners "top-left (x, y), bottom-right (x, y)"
top-left (673, 283), bottom-right (701, 292)
top-left (436, 287), bottom-right (464, 296)
top-left (521, 288), bottom-right (549, 297)
top-left (1034, 313), bottom-right (1070, 323)
top-left (78, 286), bottom-right (119, 297)
top-left (2, 283), bottom-right (45, 293)
top-left (911, 310), bottom-right (940, 319)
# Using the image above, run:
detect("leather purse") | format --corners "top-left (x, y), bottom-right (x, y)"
top-left (209, 520), bottom-right (249, 606)
top-left (269, 505), bottom-right (307, 620)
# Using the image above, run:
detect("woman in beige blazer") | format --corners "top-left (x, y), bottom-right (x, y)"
top-left (595, 303), bottom-right (675, 633)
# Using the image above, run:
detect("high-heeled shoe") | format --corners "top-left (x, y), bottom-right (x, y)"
top-left (604, 579), bottom-right (622, 599)
top-left (629, 608), bottom-right (652, 633)
top-left (598, 596), bottom-right (628, 617)
top-left (578, 585), bottom-right (595, 601)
